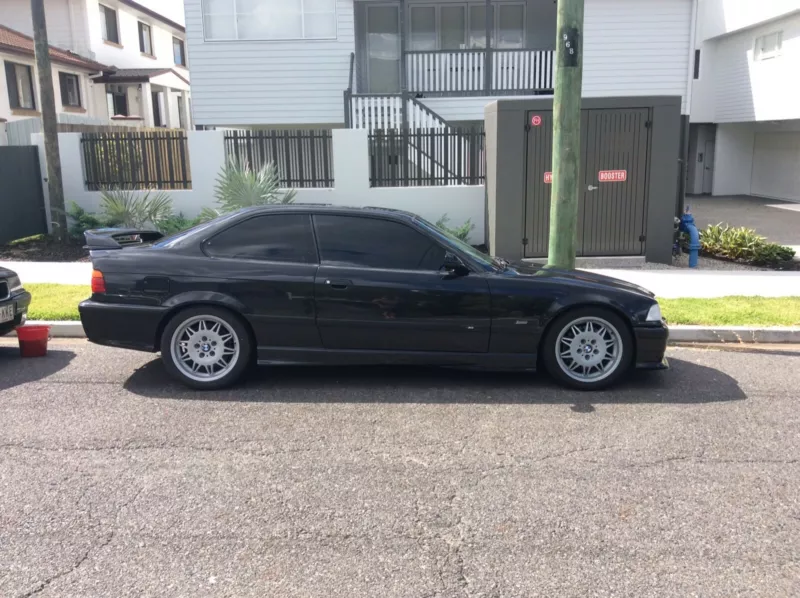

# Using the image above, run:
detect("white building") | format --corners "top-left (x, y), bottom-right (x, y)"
top-left (688, 0), bottom-right (800, 201)
top-left (0, 0), bottom-right (191, 128)
top-left (1, 23), bottom-right (107, 123)
top-left (185, 0), bottom-right (697, 129)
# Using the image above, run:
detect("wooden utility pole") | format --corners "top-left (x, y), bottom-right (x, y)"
top-left (31, 0), bottom-right (68, 242)
top-left (547, 0), bottom-right (585, 269)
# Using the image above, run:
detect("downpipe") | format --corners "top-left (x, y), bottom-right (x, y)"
top-left (679, 207), bottom-right (701, 268)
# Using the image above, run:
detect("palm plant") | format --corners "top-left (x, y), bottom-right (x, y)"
top-left (213, 158), bottom-right (296, 213)
top-left (99, 189), bottom-right (174, 229)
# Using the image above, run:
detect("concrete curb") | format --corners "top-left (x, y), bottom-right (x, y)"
top-left (667, 325), bottom-right (800, 344)
top-left (12, 321), bottom-right (86, 338)
top-left (11, 321), bottom-right (800, 344)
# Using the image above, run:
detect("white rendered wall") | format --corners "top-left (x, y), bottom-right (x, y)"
top-left (41, 129), bottom-right (486, 243)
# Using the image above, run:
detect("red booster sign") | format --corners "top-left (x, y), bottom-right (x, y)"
top-left (598, 170), bottom-right (627, 182)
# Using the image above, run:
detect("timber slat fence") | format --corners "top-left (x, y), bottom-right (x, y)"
top-left (369, 127), bottom-right (485, 187)
top-left (224, 130), bottom-right (334, 188)
top-left (81, 131), bottom-right (191, 190)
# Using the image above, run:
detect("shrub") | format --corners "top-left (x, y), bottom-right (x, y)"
top-left (158, 212), bottom-right (206, 235)
top-left (699, 223), bottom-right (795, 267)
top-left (699, 224), bottom-right (762, 261)
top-left (213, 158), bottom-right (296, 213)
top-left (99, 189), bottom-right (174, 229)
top-left (436, 214), bottom-right (475, 242)
top-left (67, 202), bottom-right (108, 239)
top-left (752, 242), bottom-right (795, 266)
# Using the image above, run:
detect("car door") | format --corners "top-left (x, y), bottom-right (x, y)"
top-left (312, 213), bottom-right (491, 353)
top-left (201, 213), bottom-right (321, 352)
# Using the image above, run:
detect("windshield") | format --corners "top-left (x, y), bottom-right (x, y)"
top-left (414, 217), bottom-right (502, 272)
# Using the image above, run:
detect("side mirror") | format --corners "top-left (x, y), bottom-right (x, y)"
top-left (443, 252), bottom-right (469, 276)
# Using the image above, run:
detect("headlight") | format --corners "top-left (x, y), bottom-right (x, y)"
top-left (7, 275), bottom-right (23, 293)
top-left (646, 303), bottom-right (662, 322)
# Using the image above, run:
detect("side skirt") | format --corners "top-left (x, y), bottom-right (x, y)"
top-left (256, 346), bottom-right (538, 371)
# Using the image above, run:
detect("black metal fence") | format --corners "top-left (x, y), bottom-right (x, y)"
top-left (81, 132), bottom-right (191, 190)
top-left (369, 127), bottom-right (485, 187)
top-left (224, 130), bottom-right (334, 188)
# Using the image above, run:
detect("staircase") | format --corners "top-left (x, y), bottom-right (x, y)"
top-left (345, 92), bottom-right (448, 132)
top-left (343, 54), bottom-right (483, 186)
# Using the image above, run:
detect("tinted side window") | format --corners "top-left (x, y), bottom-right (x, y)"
top-left (314, 215), bottom-right (446, 270)
top-left (204, 214), bottom-right (317, 263)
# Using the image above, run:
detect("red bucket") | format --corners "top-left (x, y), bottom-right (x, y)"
top-left (16, 325), bottom-right (52, 358)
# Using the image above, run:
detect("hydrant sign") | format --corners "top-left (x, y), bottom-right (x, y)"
top-left (598, 170), bottom-right (627, 182)
top-left (543, 171), bottom-right (552, 184)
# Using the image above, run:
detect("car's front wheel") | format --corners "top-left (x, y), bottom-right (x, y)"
top-left (161, 307), bottom-right (252, 390)
top-left (542, 307), bottom-right (633, 391)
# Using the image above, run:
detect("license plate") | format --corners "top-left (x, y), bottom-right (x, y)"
top-left (0, 304), bottom-right (14, 324)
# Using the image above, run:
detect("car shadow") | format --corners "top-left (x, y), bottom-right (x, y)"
top-left (0, 345), bottom-right (76, 391)
top-left (123, 356), bottom-right (747, 408)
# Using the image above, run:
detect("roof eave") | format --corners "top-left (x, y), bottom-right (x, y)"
top-left (0, 42), bottom-right (106, 72)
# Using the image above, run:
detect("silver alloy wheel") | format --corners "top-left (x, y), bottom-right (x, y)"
top-left (555, 316), bottom-right (623, 383)
top-left (170, 315), bottom-right (240, 382)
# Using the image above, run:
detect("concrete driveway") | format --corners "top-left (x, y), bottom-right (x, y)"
top-left (1, 340), bottom-right (799, 597)
top-left (687, 194), bottom-right (800, 247)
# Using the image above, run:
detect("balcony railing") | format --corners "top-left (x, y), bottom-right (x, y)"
top-left (404, 49), bottom-right (554, 96)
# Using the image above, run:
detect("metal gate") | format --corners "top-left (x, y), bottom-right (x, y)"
top-left (0, 146), bottom-right (47, 245)
top-left (523, 108), bottom-right (651, 257)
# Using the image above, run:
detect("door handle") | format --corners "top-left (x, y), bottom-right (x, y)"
top-left (587, 185), bottom-right (599, 191)
top-left (326, 279), bottom-right (352, 290)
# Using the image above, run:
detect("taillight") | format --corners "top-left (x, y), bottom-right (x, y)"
top-left (91, 270), bottom-right (106, 294)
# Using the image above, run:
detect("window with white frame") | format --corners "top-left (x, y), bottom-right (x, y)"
top-left (408, 3), bottom-right (524, 51)
top-left (58, 72), bottom-right (82, 107)
top-left (4, 61), bottom-right (36, 110)
top-left (202, 0), bottom-right (337, 41)
top-left (99, 4), bottom-right (120, 44)
top-left (754, 31), bottom-right (782, 60)
top-left (138, 22), bottom-right (154, 55)
top-left (173, 37), bottom-right (187, 66)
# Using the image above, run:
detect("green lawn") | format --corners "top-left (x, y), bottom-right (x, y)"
top-left (26, 284), bottom-right (89, 321)
top-left (21, 284), bottom-right (800, 327)
top-left (659, 296), bottom-right (800, 326)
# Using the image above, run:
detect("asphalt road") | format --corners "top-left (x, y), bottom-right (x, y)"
top-left (1, 340), bottom-right (799, 598)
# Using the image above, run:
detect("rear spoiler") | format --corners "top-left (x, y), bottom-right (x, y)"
top-left (83, 228), bottom-right (165, 250)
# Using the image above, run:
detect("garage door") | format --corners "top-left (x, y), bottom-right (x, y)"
top-left (751, 132), bottom-right (800, 202)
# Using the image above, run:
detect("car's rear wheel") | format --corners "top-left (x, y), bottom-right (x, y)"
top-left (542, 307), bottom-right (633, 391)
top-left (161, 307), bottom-right (251, 390)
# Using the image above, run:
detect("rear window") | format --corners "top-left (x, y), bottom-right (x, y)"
top-left (154, 212), bottom-right (241, 249)
top-left (204, 214), bottom-right (317, 263)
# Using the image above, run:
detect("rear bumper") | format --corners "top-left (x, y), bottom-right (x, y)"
top-left (79, 300), bottom-right (167, 352)
top-left (634, 322), bottom-right (669, 370)
top-left (0, 291), bottom-right (31, 336)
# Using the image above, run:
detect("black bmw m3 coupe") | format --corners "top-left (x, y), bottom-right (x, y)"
top-left (79, 206), bottom-right (668, 390)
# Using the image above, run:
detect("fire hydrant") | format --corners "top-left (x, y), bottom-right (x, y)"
top-left (680, 207), bottom-right (700, 268)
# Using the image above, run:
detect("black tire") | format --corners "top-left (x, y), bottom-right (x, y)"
top-left (541, 307), bottom-right (634, 391)
top-left (160, 306), bottom-right (252, 390)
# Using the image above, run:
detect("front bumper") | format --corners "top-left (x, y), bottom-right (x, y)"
top-left (634, 321), bottom-right (669, 370)
top-left (0, 291), bottom-right (31, 336)
top-left (79, 300), bottom-right (167, 352)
